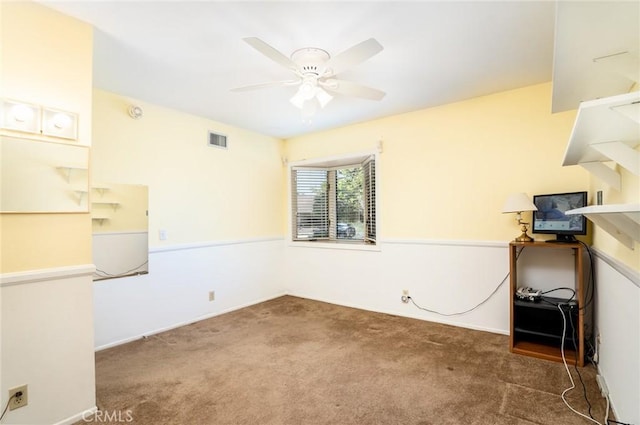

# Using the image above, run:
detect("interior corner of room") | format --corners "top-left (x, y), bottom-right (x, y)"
top-left (1, 1), bottom-right (638, 425)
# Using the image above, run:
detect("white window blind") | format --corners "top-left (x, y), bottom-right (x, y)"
top-left (363, 157), bottom-right (376, 243)
top-left (292, 169), bottom-right (329, 240)
top-left (291, 155), bottom-right (376, 244)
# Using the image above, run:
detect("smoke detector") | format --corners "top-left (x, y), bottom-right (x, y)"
top-left (128, 105), bottom-right (143, 119)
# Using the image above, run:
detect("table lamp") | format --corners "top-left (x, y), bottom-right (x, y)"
top-left (502, 193), bottom-right (538, 242)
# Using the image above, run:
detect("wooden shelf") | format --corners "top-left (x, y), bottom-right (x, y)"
top-left (509, 242), bottom-right (587, 367)
top-left (514, 296), bottom-right (576, 311)
top-left (512, 340), bottom-right (579, 365)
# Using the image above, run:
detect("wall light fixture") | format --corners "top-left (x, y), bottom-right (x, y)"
top-left (1, 99), bottom-right (79, 140)
top-left (42, 108), bottom-right (78, 139)
top-left (0, 100), bottom-right (41, 134)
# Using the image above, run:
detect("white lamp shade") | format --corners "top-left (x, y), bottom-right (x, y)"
top-left (502, 192), bottom-right (537, 213)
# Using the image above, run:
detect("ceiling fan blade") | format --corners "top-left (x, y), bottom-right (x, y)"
top-left (324, 38), bottom-right (383, 76)
top-left (231, 79), bottom-right (300, 92)
top-left (321, 79), bottom-right (386, 101)
top-left (243, 37), bottom-right (298, 71)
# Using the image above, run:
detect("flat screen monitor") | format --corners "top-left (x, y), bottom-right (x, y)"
top-left (532, 191), bottom-right (588, 243)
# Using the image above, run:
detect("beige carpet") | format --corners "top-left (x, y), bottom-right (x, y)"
top-left (83, 296), bottom-right (609, 424)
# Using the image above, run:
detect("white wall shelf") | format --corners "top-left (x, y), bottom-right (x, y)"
top-left (566, 204), bottom-right (640, 249)
top-left (91, 217), bottom-right (110, 225)
top-left (75, 190), bottom-right (88, 205)
top-left (562, 91), bottom-right (640, 190)
top-left (92, 186), bottom-right (110, 197)
top-left (92, 202), bottom-right (120, 212)
top-left (562, 91), bottom-right (639, 249)
top-left (57, 165), bottom-right (88, 183)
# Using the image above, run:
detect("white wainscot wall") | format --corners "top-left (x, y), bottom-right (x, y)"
top-left (93, 238), bottom-right (286, 350)
top-left (285, 240), bottom-right (512, 335)
top-left (593, 252), bottom-right (640, 424)
top-left (92, 235), bottom-right (640, 423)
top-left (0, 265), bottom-right (97, 425)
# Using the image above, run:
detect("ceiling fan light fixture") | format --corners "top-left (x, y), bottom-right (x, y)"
top-left (316, 88), bottom-right (333, 109)
top-left (300, 81), bottom-right (316, 98)
top-left (290, 81), bottom-right (318, 108)
top-left (239, 37), bottom-right (384, 119)
top-left (290, 89), bottom-right (306, 109)
top-left (290, 85), bottom-right (333, 111)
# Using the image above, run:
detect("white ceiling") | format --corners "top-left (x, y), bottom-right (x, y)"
top-left (41, 1), bottom-right (558, 139)
top-left (552, 1), bottom-right (640, 112)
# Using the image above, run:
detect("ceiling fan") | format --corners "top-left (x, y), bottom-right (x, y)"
top-left (231, 37), bottom-right (386, 118)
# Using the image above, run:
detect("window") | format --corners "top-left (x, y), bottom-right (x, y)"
top-left (291, 155), bottom-right (376, 245)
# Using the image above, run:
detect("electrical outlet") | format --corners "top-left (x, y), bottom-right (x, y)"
top-left (9, 385), bottom-right (28, 410)
top-left (208, 291), bottom-right (215, 302)
top-left (159, 229), bottom-right (168, 241)
top-left (401, 290), bottom-right (409, 303)
top-left (593, 332), bottom-right (601, 363)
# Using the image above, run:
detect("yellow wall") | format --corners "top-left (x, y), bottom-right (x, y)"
top-left (8, 6), bottom-right (624, 271)
top-left (0, 2), bottom-right (93, 273)
top-left (91, 183), bottom-right (148, 233)
top-left (285, 82), bottom-right (585, 242)
top-left (92, 89), bottom-right (285, 245)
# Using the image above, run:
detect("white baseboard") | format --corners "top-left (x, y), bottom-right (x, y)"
top-left (52, 406), bottom-right (98, 425)
top-left (95, 291), bottom-right (287, 351)
top-left (287, 292), bottom-right (509, 336)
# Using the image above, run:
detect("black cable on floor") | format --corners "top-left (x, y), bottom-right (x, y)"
top-left (0, 394), bottom-right (15, 422)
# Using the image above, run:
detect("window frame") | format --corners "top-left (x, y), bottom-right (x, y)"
top-left (288, 150), bottom-right (380, 251)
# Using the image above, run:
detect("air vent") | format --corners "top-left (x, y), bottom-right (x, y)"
top-left (208, 131), bottom-right (227, 149)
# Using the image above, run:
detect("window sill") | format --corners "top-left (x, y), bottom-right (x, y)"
top-left (289, 240), bottom-right (381, 252)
